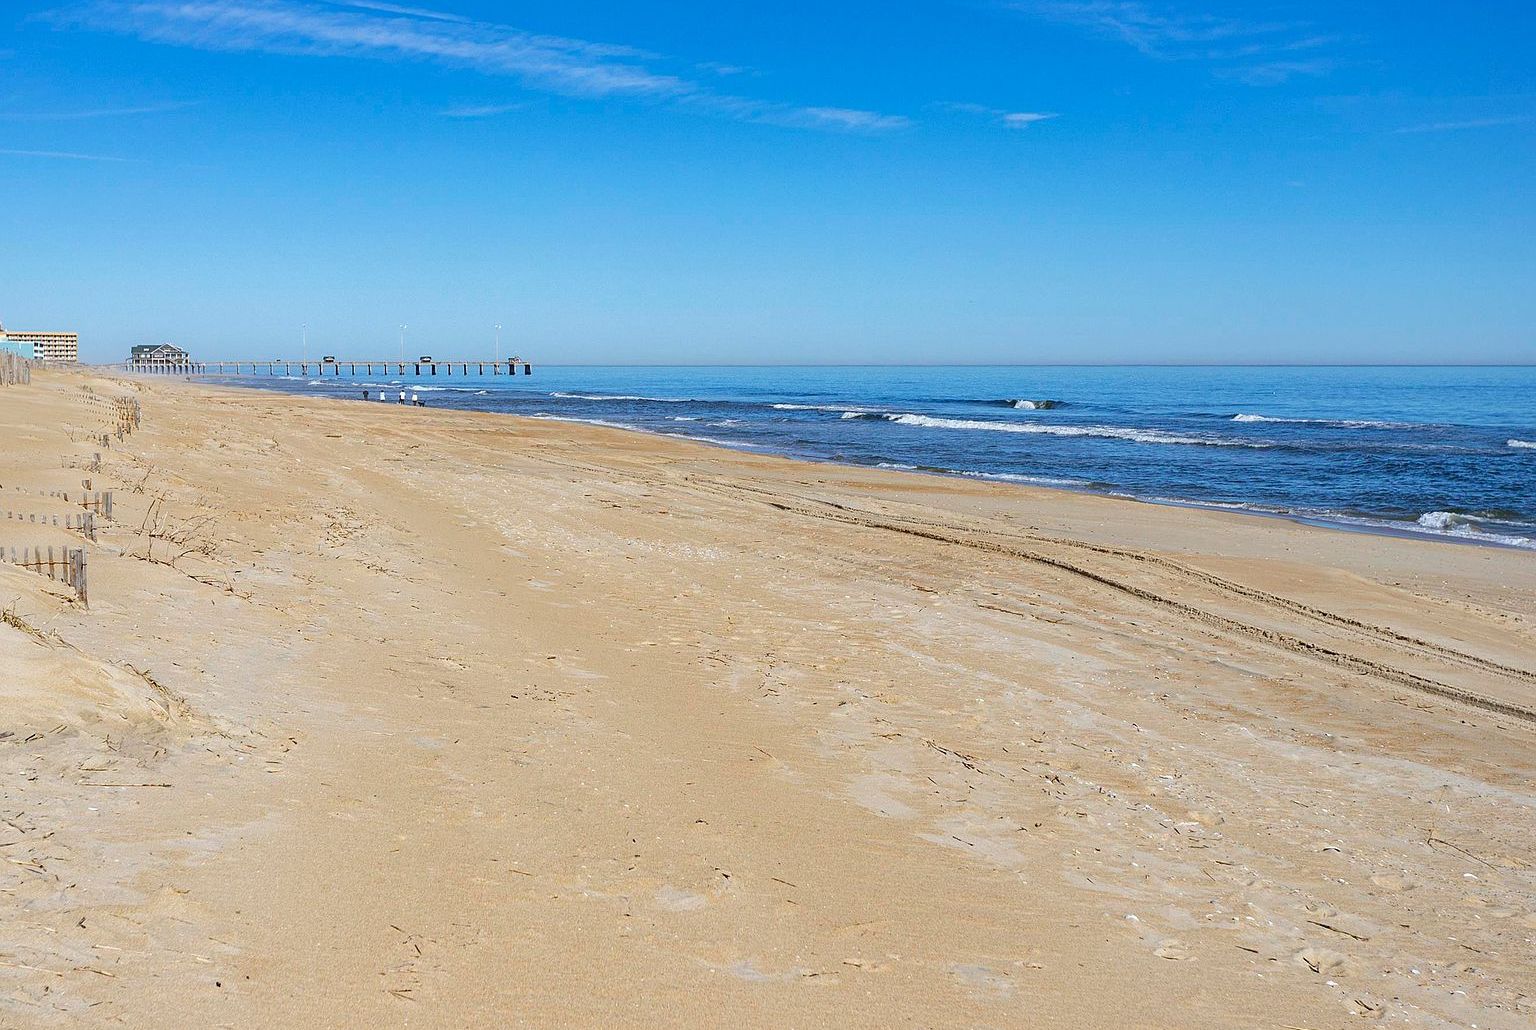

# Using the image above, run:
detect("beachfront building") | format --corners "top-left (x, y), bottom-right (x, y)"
top-left (0, 324), bottom-right (79, 364)
top-left (129, 343), bottom-right (192, 368)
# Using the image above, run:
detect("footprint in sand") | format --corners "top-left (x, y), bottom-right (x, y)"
top-left (1153, 939), bottom-right (1192, 961)
top-left (950, 964), bottom-right (1014, 1000)
top-left (655, 886), bottom-right (708, 912)
top-left (1370, 872), bottom-right (1416, 892)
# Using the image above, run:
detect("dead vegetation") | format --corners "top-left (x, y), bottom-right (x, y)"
top-left (127, 496), bottom-right (249, 597)
top-left (130, 496), bottom-right (220, 568)
top-left (1, 600), bottom-right (50, 645)
top-left (121, 663), bottom-right (194, 722)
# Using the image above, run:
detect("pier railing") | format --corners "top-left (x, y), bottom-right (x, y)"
top-left (124, 359), bottom-right (534, 378)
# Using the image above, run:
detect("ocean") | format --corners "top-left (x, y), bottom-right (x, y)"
top-left (220, 364), bottom-right (1536, 549)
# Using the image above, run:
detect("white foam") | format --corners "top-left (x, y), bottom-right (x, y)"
top-left (1124, 499), bottom-right (1535, 550)
top-left (1510, 439), bottom-right (1536, 449)
top-left (956, 470), bottom-right (1091, 487)
top-left (1232, 413), bottom-right (1411, 429)
top-left (883, 413), bottom-right (1264, 448)
top-left (529, 415), bottom-right (764, 451)
top-left (660, 432), bottom-right (766, 449)
top-left (1416, 510), bottom-right (1466, 530)
top-left (772, 402), bottom-right (879, 413)
top-left (552, 391), bottom-right (691, 402)
top-left (874, 462), bottom-right (1087, 487)
top-left (527, 414), bottom-right (640, 431)
top-left (1308, 509), bottom-right (1534, 549)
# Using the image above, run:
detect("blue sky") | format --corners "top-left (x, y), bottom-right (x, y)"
top-left (1, 1), bottom-right (1532, 364)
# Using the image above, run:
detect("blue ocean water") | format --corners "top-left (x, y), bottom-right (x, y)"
top-left (222, 365), bottom-right (1536, 549)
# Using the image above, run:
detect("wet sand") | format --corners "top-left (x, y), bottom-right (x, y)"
top-left (2, 368), bottom-right (1533, 1028)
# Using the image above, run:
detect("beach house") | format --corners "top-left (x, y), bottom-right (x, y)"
top-left (129, 343), bottom-right (192, 367)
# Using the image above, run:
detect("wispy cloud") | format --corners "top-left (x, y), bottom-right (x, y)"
top-left (937, 101), bottom-right (1058, 128)
top-left (0, 147), bottom-right (131, 161)
top-left (321, 0), bottom-right (469, 23)
top-left (1393, 115), bottom-right (1529, 134)
top-left (441, 101), bottom-right (526, 118)
top-left (0, 100), bottom-right (198, 120)
top-left (1011, 1), bottom-right (1336, 83)
top-left (1216, 59), bottom-right (1332, 86)
top-left (787, 107), bottom-right (912, 132)
top-left (49, 0), bottom-right (907, 131)
top-left (696, 60), bottom-right (754, 78)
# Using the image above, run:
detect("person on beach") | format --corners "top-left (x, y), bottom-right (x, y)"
top-left (363, 390), bottom-right (370, 401)
top-left (412, 392), bottom-right (422, 406)
top-left (398, 389), bottom-right (407, 404)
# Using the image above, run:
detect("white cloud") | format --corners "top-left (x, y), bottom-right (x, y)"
top-left (1393, 115), bottom-right (1528, 134)
top-left (440, 102), bottom-right (526, 118)
top-left (0, 100), bottom-right (198, 120)
top-left (789, 107), bottom-right (912, 131)
top-left (1001, 111), bottom-right (1057, 127)
top-left (937, 102), bottom-right (1057, 129)
top-left (0, 147), bottom-right (131, 161)
top-left (1012, 1), bottom-right (1337, 83)
top-left (52, 0), bottom-right (908, 132)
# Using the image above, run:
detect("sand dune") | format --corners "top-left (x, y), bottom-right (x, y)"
top-left (2, 368), bottom-right (1533, 1027)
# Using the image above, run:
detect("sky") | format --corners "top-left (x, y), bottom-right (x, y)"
top-left (1, 0), bottom-right (1533, 365)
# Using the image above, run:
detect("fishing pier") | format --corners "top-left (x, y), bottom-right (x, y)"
top-left (124, 358), bottom-right (534, 377)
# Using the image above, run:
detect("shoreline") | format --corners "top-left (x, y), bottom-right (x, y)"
top-left (188, 369), bottom-right (1536, 553)
top-left (4, 368), bottom-right (1534, 1028)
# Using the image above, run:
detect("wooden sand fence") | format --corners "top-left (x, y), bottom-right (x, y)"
top-left (2, 487), bottom-right (115, 521)
top-left (2, 509), bottom-right (97, 541)
top-left (77, 389), bottom-right (143, 440)
top-left (113, 397), bottom-right (142, 437)
top-left (1, 351), bottom-right (30, 386)
top-left (2, 546), bottom-right (88, 606)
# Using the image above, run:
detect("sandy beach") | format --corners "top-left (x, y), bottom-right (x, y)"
top-left (2, 367), bottom-right (1533, 1028)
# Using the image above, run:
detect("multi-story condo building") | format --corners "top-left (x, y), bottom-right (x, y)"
top-left (0, 323), bottom-right (80, 364)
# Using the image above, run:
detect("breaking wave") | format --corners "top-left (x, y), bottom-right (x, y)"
top-left (1417, 510), bottom-right (1468, 531)
top-left (882, 413), bottom-right (1267, 448)
top-left (771, 402), bottom-right (880, 413)
top-left (552, 391), bottom-right (693, 402)
top-left (1232, 413), bottom-right (1413, 429)
top-left (1510, 439), bottom-right (1536, 449)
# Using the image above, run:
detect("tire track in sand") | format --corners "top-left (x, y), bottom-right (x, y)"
top-left (685, 480), bottom-right (1536, 727)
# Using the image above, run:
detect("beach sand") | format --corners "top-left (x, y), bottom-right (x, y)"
top-left (2, 368), bottom-right (1533, 1028)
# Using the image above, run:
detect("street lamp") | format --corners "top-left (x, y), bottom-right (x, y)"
top-left (301, 323), bottom-right (308, 363)
top-left (399, 324), bottom-right (408, 363)
top-left (494, 323), bottom-right (502, 364)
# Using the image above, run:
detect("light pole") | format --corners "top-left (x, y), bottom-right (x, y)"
top-left (399, 324), bottom-right (408, 363)
top-left (494, 323), bottom-right (502, 364)
top-left (301, 323), bottom-right (308, 363)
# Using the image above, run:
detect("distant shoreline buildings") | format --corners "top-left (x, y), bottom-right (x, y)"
top-left (0, 322), bottom-right (79, 364)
